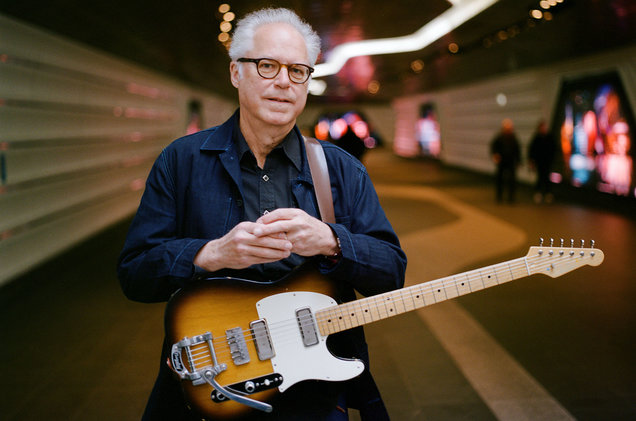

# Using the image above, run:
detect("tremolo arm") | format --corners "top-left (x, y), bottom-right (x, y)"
top-left (169, 331), bottom-right (273, 413)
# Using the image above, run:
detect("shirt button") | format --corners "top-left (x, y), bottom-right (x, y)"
top-left (262, 174), bottom-right (270, 182)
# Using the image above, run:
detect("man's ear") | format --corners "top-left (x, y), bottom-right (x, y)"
top-left (230, 62), bottom-right (240, 88)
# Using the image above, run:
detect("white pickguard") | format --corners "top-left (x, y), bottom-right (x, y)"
top-left (256, 291), bottom-right (365, 392)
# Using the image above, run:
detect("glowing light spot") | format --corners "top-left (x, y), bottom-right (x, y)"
top-left (368, 80), bottom-right (380, 94)
top-left (496, 93), bottom-right (507, 106)
top-left (220, 21), bottom-right (232, 33)
top-left (411, 59), bottom-right (425, 73)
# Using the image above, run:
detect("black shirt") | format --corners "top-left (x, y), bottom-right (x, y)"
top-left (233, 119), bottom-right (305, 281)
top-left (235, 126), bottom-right (302, 221)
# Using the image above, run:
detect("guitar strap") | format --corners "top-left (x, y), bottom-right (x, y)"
top-left (303, 136), bottom-right (335, 224)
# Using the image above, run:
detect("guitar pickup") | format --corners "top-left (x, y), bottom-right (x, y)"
top-left (296, 307), bottom-right (319, 346)
top-left (250, 319), bottom-right (275, 360)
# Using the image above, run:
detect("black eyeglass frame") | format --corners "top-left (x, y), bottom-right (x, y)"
top-left (237, 58), bottom-right (314, 84)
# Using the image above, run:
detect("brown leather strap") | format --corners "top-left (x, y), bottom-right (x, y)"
top-left (303, 136), bottom-right (335, 224)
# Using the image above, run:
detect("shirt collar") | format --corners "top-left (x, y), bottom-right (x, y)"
top-left (233, 111), bottom-right (302, 171)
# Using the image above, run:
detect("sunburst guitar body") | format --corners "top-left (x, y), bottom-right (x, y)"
top-left (165, 242), bottom-right (603, 419)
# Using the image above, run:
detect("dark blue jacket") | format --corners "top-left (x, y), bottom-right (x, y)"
top-left (118, 112), bottom-right (406, 303)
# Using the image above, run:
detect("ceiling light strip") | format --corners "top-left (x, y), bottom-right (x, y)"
top-left (312, 0), bottom-right (500, 78)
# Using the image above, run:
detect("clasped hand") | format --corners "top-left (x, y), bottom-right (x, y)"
top-left (194, 208), bottom-right (339, 272)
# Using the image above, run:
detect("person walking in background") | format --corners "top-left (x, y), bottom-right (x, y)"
top-left (528, 120), bottom-right (556, 203)
top-left (490, 118), bottom-right (521, 203)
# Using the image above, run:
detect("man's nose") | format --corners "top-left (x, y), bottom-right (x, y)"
top-left (274, 65), bottom-right (292, 86)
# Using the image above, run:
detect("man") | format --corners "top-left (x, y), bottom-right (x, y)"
top-left (118, 8), bottom-right (406, 420)
top-left (528, 120), bottom-right (556, 203)
top-left (490, 118), bottom-right (521, 203)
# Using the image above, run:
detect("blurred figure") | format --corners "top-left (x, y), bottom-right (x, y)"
top-left (490, 118), bottom-right (521, 203)
top-left (528, 120), bottom-right (556, 203)
top-left (337, 123), bottom-right (367, 161)
top-left (185, 100), bottom-right (203, 134)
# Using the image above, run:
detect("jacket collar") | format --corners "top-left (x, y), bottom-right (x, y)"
top-left (200, 110), bottom-right (238, 152)
top-left (199, 109), bottom-right (314, 185)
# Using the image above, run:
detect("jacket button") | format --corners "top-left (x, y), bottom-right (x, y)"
top-left (236, 200), bottom-right (243, 207)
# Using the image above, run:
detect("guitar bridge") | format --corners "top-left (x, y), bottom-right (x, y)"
top-left (170, 332), bottom-right (224, 386)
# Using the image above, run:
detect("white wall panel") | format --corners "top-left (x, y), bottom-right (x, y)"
top-left (0, 14), bottom-right (235, 285)
top-left (393, 44), bottom-right (636, 184)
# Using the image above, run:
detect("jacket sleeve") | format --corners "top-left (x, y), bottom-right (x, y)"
top-left (319, 147), bottom-right (407, 297)
top-left (117, 150), bottom-right (208, 303)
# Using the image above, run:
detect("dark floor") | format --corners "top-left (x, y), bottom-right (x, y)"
top-left (1, 148), bottom-right (635, 420)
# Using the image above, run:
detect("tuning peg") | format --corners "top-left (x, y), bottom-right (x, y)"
top-left (539, 237), bottom-right (544, 247)
top-left (591, 240), bottom-right (595, 249)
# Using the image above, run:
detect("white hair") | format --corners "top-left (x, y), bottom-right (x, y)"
top-left (228, 8), bottom-right (321, 66)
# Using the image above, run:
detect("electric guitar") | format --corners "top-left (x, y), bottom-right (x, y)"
top-left (165, 241), bottom-right (603, 419)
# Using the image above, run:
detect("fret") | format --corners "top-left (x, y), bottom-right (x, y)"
top-left (393, 291), bottom-right (408, 314)
top-left (431, 280), bottom-right (447, 302)
top-left (444, 276), bottom-right (460, 299)
top-left (340, 303), bottom-right (354, 330)
top-left (469, 271), bottom-right (486, 292)
top-left (495, 262), bottom-right (513, 283)
top-left (318, 310), bottom-right (335, 335)
top-left (402, 289), bottom-right (417, 312)
top-left (421, 284), bottom-right (436, 306)
top-left (481, 266), bottom-right (499, 288)
top-left (373, 294), bottom-right (388, 319)
top-left (356, 300), bottom-right (372, 325)
top-left (411, 285), bottom-right (428, 308)
top-left (456, 273), bottom-right (472, 296)
top-left (366, 299), bottom-right (382, 322)
top-left (348, 302), bottom-right (363, 328)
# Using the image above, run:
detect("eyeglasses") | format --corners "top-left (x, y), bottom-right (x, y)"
top-left (237, 58), bottom-right (314, 84)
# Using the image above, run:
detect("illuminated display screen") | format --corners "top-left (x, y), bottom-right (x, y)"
top-left (553, 72), bottom-right (635, 198)
top-left (416, 103), bottom-right (441, 158)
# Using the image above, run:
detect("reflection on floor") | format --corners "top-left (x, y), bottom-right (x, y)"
top-left (1, 148), bottom-right (635, 420)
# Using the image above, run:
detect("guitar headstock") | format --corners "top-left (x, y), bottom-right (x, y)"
top-left (525, 238), bottom-right (604, 278)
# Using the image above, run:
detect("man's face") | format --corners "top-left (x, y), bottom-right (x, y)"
top-left (231, 23), bottom-right (310, 131)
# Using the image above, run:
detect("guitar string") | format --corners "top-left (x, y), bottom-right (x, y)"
top-left (315, 257), bottom-right (529, 331)
top-left (183, 250), bottom-right (591, 369)
top-left (195, 252), bottom-right (567, 366)
top-left (186, 251), bottom-right (585, 367)
top-left (314, 250), bottom-right (587, 331)
top-left (199, 255), bottom-right (527, 350)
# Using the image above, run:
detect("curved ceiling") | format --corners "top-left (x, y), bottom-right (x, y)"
top-left (2, 0), bottom-right (635, 104)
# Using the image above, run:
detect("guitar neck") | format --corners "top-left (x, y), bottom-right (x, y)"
top-left (316, 256), bottom-right (528, 335)
top-left (316, 243), bottom-right (604, 336)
